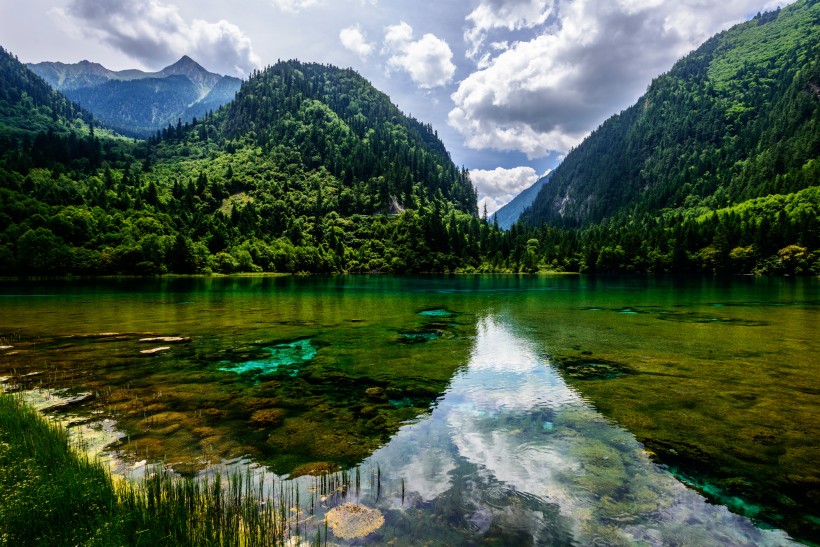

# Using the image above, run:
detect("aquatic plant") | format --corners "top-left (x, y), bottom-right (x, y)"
top-left (0, 393), bottom-right (333, 546)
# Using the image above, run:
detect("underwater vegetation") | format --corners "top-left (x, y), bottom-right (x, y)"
top-left (218, 338), bottom-right (317, 378)
top-left (546, 315), bottom-right (819, 542)
top-left (0, 301), bottom-right (474, 477)
top-left (548, 355), bottom-right (635, 380)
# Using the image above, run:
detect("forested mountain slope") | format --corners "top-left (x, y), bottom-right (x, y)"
top-left (520, 0), bottom-right (820, 228)
top-left (0, 52), bottom-right (492, 276)
top-left (211, 60), bottom-right (477, 214)
top-left (0, 46), bottom-right (93, 137)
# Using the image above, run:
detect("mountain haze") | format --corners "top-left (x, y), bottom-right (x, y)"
top-left (28, 57), bottom-right (242, 138)
top-left (491, 172), bottom-right (552, 230)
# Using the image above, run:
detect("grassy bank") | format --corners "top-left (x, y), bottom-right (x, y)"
top-left (0, 394), bottom-right (318, 546)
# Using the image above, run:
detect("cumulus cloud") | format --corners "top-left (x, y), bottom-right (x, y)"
top-left (450, 0), bottom-right (793, 158)
top-left (384, 21), bottom-right (455, 88)
top-left (471, 166), bottom-right (545, 215)
top-left (340, 25), bottom-right (375, 58)
top-left (465, 0), bottom-right (555, 60)
top-left (57, 0), bottom-right (261, 76)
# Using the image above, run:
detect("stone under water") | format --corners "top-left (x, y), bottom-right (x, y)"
top-left (325, 502), bottom-right (385, 540)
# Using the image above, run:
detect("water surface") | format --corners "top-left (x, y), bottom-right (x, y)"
top-left (0, 275), bottom-right (817, 544)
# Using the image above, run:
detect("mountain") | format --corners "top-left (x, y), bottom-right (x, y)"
top-left (24, 59), bottom-right (114, 91)
top-left (519, 0), bottom-right (820, 229)
top-left (156, 55), bottom-right (224, 97)
top-left (491, 172), bottom-right (552, 230)
top-left (0, 51), bottom-right (487, 276)
top-left (207, 60), bottom-right (478, 215)
top-left (27, 57), bottom-right (242, 138)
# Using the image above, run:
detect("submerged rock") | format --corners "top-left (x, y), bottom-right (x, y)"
top-left (138, 336), bottom-right (192, 343)
top-left (655, 313), bottom-right (768, 326)
top-left (398, 331), bottom-right (441, 343)
top-left (249, 408), bottom-right (286, 428)
top-left (140, 346), bottom-right (171, 355)
top-left (326, 503), bottom-right (385, 540)
top-left (365, 387), bottom-right (386, 400)
top-left (550, 355), bottom-right (635, 380)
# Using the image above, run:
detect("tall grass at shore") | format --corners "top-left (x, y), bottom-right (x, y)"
top-left (0, 393), bottom-right (117, 545)
top-left (0, 394), bottom-right (328, 546)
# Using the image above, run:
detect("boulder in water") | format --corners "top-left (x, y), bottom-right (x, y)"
top-left (326, 502), bottom-right (384, 540)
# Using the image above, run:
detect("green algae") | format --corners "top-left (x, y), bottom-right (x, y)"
top-left (218, 338), bottom-right (316, 378)
top-left (398, 331), bottom-right (441, 343)
top-left (418, 308), bottom-right (458, 318)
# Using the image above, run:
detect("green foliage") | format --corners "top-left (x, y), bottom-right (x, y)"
top-left (496, 186), bottom-right (820, 275)
top-left (0, 394), bottom-right (117, 545)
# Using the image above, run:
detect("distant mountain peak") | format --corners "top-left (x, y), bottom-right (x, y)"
top-left (158, 56), bottom-right (222, 98)
top-left (161, 55), bottom-right (209, 75)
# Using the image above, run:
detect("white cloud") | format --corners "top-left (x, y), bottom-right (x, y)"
top-left (340, 25), bottom-right (374, 58)
top-left (270, 0), bottom-right (325, 13)
top-left (58, 0), bottom-right (261, 76)
top-left (471, 166), bottom-right (542, 215)
top-left (465, 0), bottom-right (555, 60)
top-left (384, 22), bottom-right (455, 89)
top-left (271, 0), bottom-right (378, 13)
top-left (450, 0), bottom-right (794, 159)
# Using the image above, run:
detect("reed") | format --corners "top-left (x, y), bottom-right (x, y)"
top-left (0, 393), bottom-right (329, 546)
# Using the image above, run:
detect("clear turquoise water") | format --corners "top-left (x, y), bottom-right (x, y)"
top-left (0, 275), bottom-right (817, 544)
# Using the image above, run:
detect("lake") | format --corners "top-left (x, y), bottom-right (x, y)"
top-left (1, 275), bottom-right (817, 545)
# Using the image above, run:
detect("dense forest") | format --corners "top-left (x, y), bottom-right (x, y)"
top-left (0, 0), bottom-right (818, 277)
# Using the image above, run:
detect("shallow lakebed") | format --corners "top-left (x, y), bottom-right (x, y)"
top-left (0, 275), bottom-right (817, 544)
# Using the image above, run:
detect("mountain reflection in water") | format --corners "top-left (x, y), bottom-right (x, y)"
top-left (362, 315), bottom-right (795, 545)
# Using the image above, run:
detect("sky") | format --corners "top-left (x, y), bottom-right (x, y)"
top-left (0, 0), bottom-right (794, 214)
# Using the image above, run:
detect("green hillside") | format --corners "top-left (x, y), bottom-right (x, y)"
top-left (520, 0), bottom-right (819, 228)
top-left (214, 60), bottom-right (477, 215)
top-left (0, 52), bottom-right (492, 276)
top-left (0, 46), bottom-right (93, 137)
top-left (500, 0), bottom-right (820, 275)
